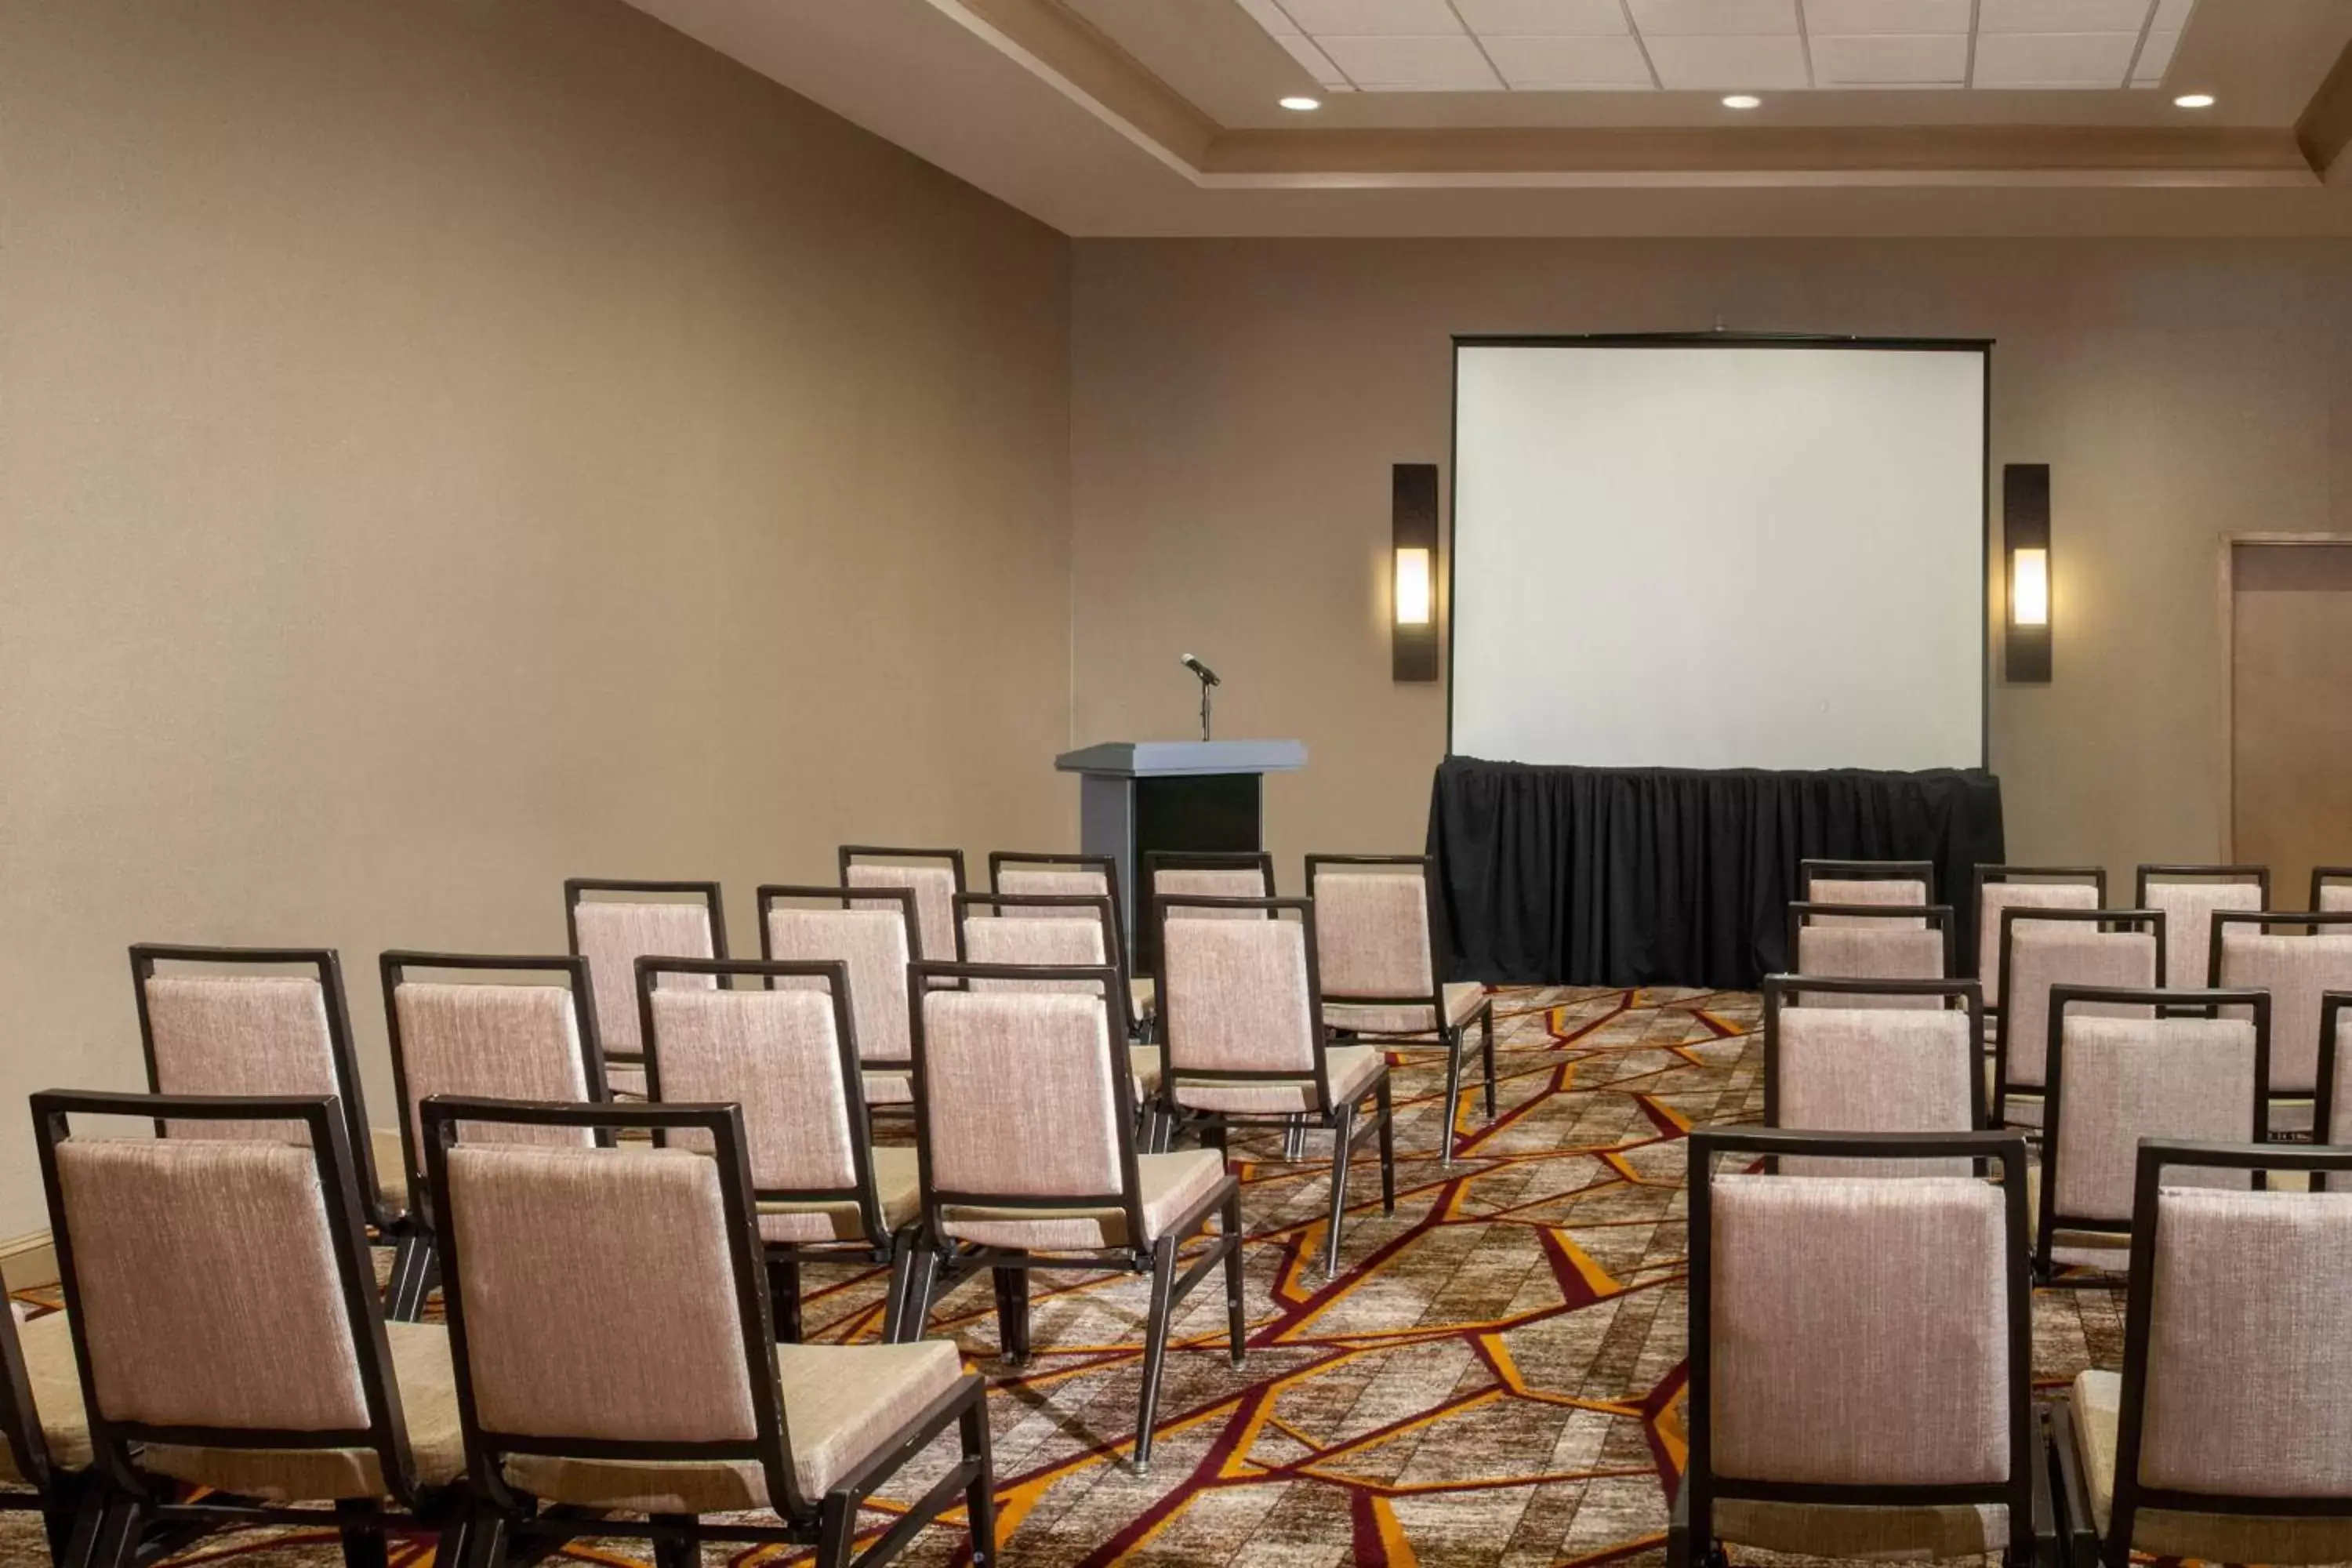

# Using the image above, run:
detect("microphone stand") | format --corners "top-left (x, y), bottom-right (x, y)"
top-left (1196, 671), bottom-right (1213, 742)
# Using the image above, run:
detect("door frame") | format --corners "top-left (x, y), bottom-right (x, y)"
top-left (2219, 532), bottom-right (2352, 862)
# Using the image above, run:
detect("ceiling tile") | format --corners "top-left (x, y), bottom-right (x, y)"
top-left (2130, 28), bottom-right (2179, 81)
top-left (1810, 31), bottom-right (1968, 85)
top-left (1970, 30), bottom-right (2139, 86)
top-left (1483, 33), bottom-right (1657, 85)
top-left (1236, 0), bottom-right (1303, 34)
top-left (1627, 0), bottom-right (1799, 36)
top-left (1315, 33), bottom-right (1504, 85)
top-left (1275, 31), bottom-right (1353, 84)
top-left (1275, 0), bottom-right (1464, 34)
top-left (1642, 31), bottom-right (1810, 86)
top-left (1800, 0), bottom-right (1972, 34)
top-left (1453, 0), bottom-right (1632, 34)
top-left (1976, 0), bottom-right (2150, 33)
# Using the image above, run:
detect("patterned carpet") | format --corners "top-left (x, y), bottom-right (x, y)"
top-left (0, 988), bottom-right (2129, 1567)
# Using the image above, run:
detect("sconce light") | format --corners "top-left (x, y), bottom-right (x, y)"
top-left (2004, 464), bottom-right (2052, 683)
top-left (1392, 463), bottom-right (1440, 681)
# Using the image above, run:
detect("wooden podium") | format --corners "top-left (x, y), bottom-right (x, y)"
top-left (1054, 739), bottom-right (1307, 972)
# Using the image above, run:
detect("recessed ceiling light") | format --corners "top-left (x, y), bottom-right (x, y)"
top-left (1279, 96), bottom-right (1321, 112)
top-left (2173, 92), bottom-right (2216, 109)
top-left (1722, 94), bottom-right (1762, 111)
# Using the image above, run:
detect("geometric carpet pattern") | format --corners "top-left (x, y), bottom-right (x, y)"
top-left (0, 988), bottom-right (2128, 1567)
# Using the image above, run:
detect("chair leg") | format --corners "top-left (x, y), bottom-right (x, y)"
top-left (768, 1255), bottom-right (804, 1344)
top-left (903, 1247), bottom-right (942, 1341)
top-left (428, 1508), bottom-right (474, 1568)
top-left (1480, 1003), bottom-right (1497, 1120)
top-left (1221, 1186), bottom-right (1248, 1368)
top-left (961, 1392), bottom-right (1000, 1566)
top-left (47, 1482), bottom-right (101, 1568)
top-left (457, 1508), bottom-right (509, 1568)
top-left (1323, 1105), bottom-right (1357, 1279)
top-left (880, 1232), bottom-right (915, 1343)
top-left (814, 1492), bottom-right (857, 1568)
top-left (651, 1514), bottom-right (695, 1568)
top-left (991, 1259), bottom-right (1030, 1364)
top-left (85, 1497), bottom-right (141, 1568)
top-left (384, 1232), bottom-right (434, 1322)
top-left (1132, 1236), bottom-right (1180, 1474)
top-left (1375, 1077), bottom-right (1396, 1214)
top-left (1439, 1028), bottom-right (1465, 1168)
top-left (1283, 1116), bottom-right (1307, 1163)
top-left (335, 1501), bottom-right (387, 1568)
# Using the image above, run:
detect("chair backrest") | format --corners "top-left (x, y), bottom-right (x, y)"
top-left (1684, 1129), bottom-right (2031, 1546)
top-left (2134, 866), bottom-right (2268, 989)
top-left (839, 846), bottom-right (964, 964)
top-left (989, 852), bottom-right (1126, 946)
top-left (1973, 866), bottom-right (2106, 994)
top-left (2211, 912), bottom-right (2352, 1095)
top-left (1760, 978), bottom-right (1984, 1175)
top-left (2042, 989), bottom-right (2267, 1240)
top-left (2100, 1140), bottom-right (2352, 1562)
top-left (954, 893), bottom-right (1132, 1025)
top-left (1305, 855), bottom-right (1436, 1002)
top-left (1799, 859), bottom-right (1936, 925)
top-left (1995, 909), bottom-right (2161, 1097)
top-left (907, 966), bottom-right (1142, 1240)
top-left (563, 880), bottom-right (724, 1066)
top-left (2320, 993), bottom-right (2352, 1152)
top-left (1156, 896), bottom-right (1329, 1094)
top-left (759, 885), bottom-right (915, 1069)
top-left (32, 1090), bottom-right (414, 1504)
top-left (1787, 904), bottom-right (1952, 1006)
top-left (421, 1098), bottom-right (801, 1516)
top-left (2313, 867), bottom-right (2352, 914)
top-left (1145, 851), bottom-right (1274, 916)
top-left (381, 953), bottom-right (604, 1185)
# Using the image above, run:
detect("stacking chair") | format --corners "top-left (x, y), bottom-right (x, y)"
top-left (1304, 855), bottom-right (1494, 1164)
top-left (954, 892), bottom-right (1160, 1139)
top-left (1786, 903), bottom-right (1955, 1007)
top-left (129, 944), bottom-right (403, 1235)
top-left (563, 879), bottom-right (724, 1099)
top-left (2051, 1138), bottom-right (2352, 1568)
top-left (1798, 858), bottom-right (1935, 916)
top-left (839, 845), bottom-right (964, 965)
top-left (2133, 866), bottom-right (2267, 988)
top-left (759, 884), bottom-right (920, 1114)
top-left (899, 967), bottom-right (1242, 1474)
top-left (1155, 896), bottom-right (1396, 1277)
top-left (1672, 1128), bottom-right (2042, 1568)
top-left (1973, 865), bottom-right (2106, 1014)
top-left (32, 1090), bottom-right (468, 1566)
top-left (989, 853), bottom-right (1150, 1029)
top-left (420, 1097), bottom-right (993, 1568)
top-left (1760, 977), bottom-right (1985, 1174)
top-left (2211, 910), bottom-right (2352, 1134)
top-left (1992, 908), bottom-right (2161, 1130)
top-left (639, 956), bottom-right (920, 1344)
top-left (379, 952), bottom-right (607, 1319)
top-left (2313, 866), bottom-right (2352, 913)
top-left (1144, 851), bottom-right (1274, 907)
top-left (0, 1295), bottom-right (96, 1566)
top-left (2034, 985), bottom-right (2270, 1283)
top-left (2317, 991), bottom-right (2352, 1169)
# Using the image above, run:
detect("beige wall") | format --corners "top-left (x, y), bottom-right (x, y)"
top-left (0, 1), bottom-right (1072, 1232)
top-left (1072, 239), bottom-right (2352, 898)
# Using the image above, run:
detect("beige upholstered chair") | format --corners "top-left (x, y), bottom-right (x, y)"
top-left (2133, 866), bottom-right (2267, 989)
top-left (1155, 896), bottom-right (1396, 1277)
top-left (33, 1090), bottom-right (468, 1564)
top-left (839, 845), bottom-right (965, 966)
top-left (2051, 1138), bottom-right (2352, 1568)
top-left (419, 1096), bottom-right (993, 1567)
top-left (1786, 903), bottom-right (1955, 1008)
top-left (1798, 858), bottom-right (1935, 924)
top-left (1973, 865), bottom-right (2106, 1008)
top-left (2034, 985), bottom-right (2270, 1283)
top-left (989, 853), bottom-right (1156, 1033)
top-left (2211, 911), bottom-right (2352, 1134)
top-left (1305, 855), bottom-right (1494, 1165)
top-left (563, 879), bottom-right (724, 1101)
top-left (130, 944), bottom-right (402, 1232)
top-left (759, 884), bottom-right (920, 1116)
top-left (1992, 908), bottom-right (2161, 1130)
top-left (1760, 976), bottom-right (1985, 1175)
top-left (2313, 866), bottom-right (2352, 913)
top-left (0, 1290), bottom-right (95, 1566)
top-left (901, 966), bottom-right (1243, 1473)
top-left (378, 952), bottom-right (608, 1320)
top-left (2318, 992), bottom-right (2352, 1174)
top-left (638, 956), bottom-right (920, 1345)
top-left (1140, 851), bottom-right (1274, 989)
top-left (1673, 1127), bottom-right (2040, 1568)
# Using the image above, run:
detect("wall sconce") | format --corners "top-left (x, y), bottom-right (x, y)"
top-left (2003, 463), bottom-right (2052, 684)
top-left (1392, 463), bottom-right (1439, 681)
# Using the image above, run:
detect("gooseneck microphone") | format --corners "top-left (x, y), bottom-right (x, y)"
top-left (1181, 653), bottom-right (1219, 741)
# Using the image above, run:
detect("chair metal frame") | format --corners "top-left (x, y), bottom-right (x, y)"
top-left (1991, 906), bottom-right (2165, 1131)
top-left (1759, 975), bottom-right (1988, 1142)
top-left (562, 878), bottom-right (728, 1094)
top-left (1672, 1127), bottom-right (2044, 1568)
top-left (2048, 1138), bottom-right (2352, 1568)
top-left (419, 1095), bottom-right (994, 1568)
top-left (2310, 866), bottom-right (2352, 913)
top-left (2034, 985), bottom-right (2271, 1286)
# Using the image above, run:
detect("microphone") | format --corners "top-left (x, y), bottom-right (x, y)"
top-left (1181, 653), bottom-right (1221, 688)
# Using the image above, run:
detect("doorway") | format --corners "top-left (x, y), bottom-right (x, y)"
top-left (2229, 538), bottom-right (2352, 905)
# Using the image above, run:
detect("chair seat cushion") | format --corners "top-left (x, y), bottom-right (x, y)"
top-left (371, 1127), bottom-right (410, 1213)
top-left (1174, 1044), bottom-right (1385, 1115)
top-left (1130, 977), bottom-right (1156, 1019)
top-left (758, 1146), bottom-right (922, 1244)
top-left (2071, 1370), bottom-right (2352, 1563)
top-left (1129, 1045), bottom-right (1163, 1097)
top-left (1715, 1496), bottom-right (2006, 1559)
top-left (504, 1341), bottom-right (967, 1512)
top-left (141, 1320), bottom-right (466, 1501)
top-left (1322, 982), bottom-right (1487, 1038)
top-left (0, 1312), bottom-right (92, 1482)
top-left (938, 1149), bottom-right (1229, 1251)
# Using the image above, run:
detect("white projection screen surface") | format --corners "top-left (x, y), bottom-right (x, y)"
top-left (1450, 339), bottom-right (1987, 771)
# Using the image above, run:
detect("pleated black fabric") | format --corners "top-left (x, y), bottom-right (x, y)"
top-left (1425, 758), bottom-right (2005, 990)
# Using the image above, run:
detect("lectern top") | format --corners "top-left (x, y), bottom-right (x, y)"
top-left (1054, 740), bottom-right (1308, 779)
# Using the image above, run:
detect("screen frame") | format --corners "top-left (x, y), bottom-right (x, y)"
top-left (1444, 332), bottom-right (1995, 773)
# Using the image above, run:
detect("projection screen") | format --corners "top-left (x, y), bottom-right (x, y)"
top-left (1449, 338), bottom-right (1987, 771)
